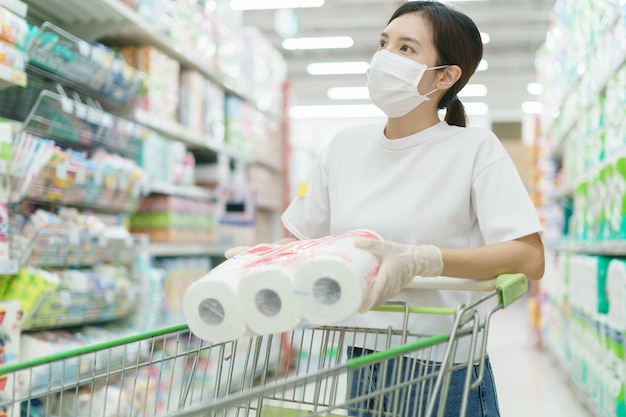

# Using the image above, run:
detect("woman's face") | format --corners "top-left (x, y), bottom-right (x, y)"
top-left (378, 12), bottom-right (441, 93)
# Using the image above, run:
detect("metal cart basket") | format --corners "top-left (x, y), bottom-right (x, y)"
top-left (0, 273), bottom-right (527, 417)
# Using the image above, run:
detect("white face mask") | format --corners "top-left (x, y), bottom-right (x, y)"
top-left (367, 50), bottom-right (448, 118)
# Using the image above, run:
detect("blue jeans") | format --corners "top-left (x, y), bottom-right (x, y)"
top-left (346, 347), bottom-right (501, 417)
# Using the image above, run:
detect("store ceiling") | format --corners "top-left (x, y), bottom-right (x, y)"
top-left (242, 0), bottom-right (556, 122)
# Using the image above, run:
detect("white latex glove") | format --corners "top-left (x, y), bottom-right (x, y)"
top-left (224, 246), bottom-right (251, 259)
top-left (354, 238), bottom-right (444, 312)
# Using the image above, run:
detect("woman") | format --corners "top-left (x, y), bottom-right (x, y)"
top-left (228, 1), bottom-right (544, 415)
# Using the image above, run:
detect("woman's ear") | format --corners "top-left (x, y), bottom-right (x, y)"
top-left (437, 65), bottom-right (462, 90)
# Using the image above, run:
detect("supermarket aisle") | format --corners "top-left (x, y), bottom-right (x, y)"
top-left (488, 295), bottom-right (592, 417)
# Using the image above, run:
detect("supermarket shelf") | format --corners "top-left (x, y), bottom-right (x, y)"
top-left (148, 180), bottom-right (214, 201)
top-left (549, 241), bottom-right (626, 256)
top-left (25, 0), bottom-right (269, 113)
top-left (135, 110), bottom-right (224, 154)
top-left (26, 21), bottom-right (144, 106)
top-left (0, 259), bottom-right (18, 275)
top-left (21, 288), bottom-right (138, 331)
top-left (148, 243), bottom-right (229, 258)
top-left (0, 63), bottom-right (26, 90)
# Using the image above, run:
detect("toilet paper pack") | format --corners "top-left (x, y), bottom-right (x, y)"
top-left (184, 230), bottom-right (382, 343)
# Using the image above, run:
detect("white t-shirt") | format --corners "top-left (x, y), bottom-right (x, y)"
top-left (281, 121), bottom-right (542, 360)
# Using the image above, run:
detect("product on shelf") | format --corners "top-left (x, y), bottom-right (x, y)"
top-left (541, 253), bottom-right (626, 417)
top-left (1, 268), bottom-right (59, 313)
top-left (136, 132), bottom-right (195, 186)
top-left (0, 300), bottom-right (21, 417)
top-left (12, 132), bottom-right (149, 213)
top-left (121, 46), bottom-right (180, 122)
top-left (0, 39), bottom-right (25, 71)
top-left (214, 186), bottom-right (257, 246)
top-left (130, 195), bottom-right (217, 244)
top-left (154, 256), bottom-right (211, 326)
top-left (9, 207), bottom-right (136, 267)
top-left (247, 165), bottom-right (284, 212)
top-left (0, 5), bottom-right (27, 48)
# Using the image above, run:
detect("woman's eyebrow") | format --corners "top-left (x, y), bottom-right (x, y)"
top-left (380, 32), bottom-right (422, 46)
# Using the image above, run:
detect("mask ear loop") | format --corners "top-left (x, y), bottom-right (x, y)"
top-left (421, 65), bottom-right (451, 98)
top-left (418, 65), bottom-right (450, 100)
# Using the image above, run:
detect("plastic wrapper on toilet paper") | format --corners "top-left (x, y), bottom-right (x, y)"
top-left (183, 230), bottom-right (382, 343)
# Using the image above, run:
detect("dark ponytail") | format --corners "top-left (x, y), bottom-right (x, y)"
top-left (389, 2), bottom-right (483, 128)
top-left (444, 96), bottom-right (466, 127)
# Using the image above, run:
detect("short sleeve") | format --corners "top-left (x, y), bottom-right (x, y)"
top-left (471, 156), bottom-right (542, 245)
top-left (281, 146), bottom-right (331, 240)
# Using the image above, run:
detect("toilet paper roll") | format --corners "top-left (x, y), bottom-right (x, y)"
top-left (183, 277), bottom-right (249, 344)
top-left (237, 266), bottom-right (301, 335)
top-left (294, 232), bottom-right (381, 325)
top-left (183, 244), bottom-right (280, 342)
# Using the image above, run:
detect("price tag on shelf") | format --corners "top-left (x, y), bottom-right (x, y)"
top-left (68, 230), bottom-right (80, 246)
top-left (75, 168), bottom-right (86, 185)
top-left (101, 113), bottom-right (114, 128)
top-left (75, 103), bottom-right (87, 120)
top-left (98, 235), bottom-right (108, 248)
top-left (78, 41), bottom-right (91, 58)
top-left (55, 164), bottom-right (67, 180)
top-left (10, 70), bottom-right (25, 86)
top-left (93, 169), bottom-right (103, 186)
top-left (111, 59), bottom-right (123, 72)
top-left (61, 97), bottom-right (74, 114)
top-left (87, 107), bottom-right (102, 125)
top-left (104, 291), bottom-right (114, 304)
top-left (0, 260), bottom-right (16, 275)
top-left (60, 291), bottom-right (72, 307)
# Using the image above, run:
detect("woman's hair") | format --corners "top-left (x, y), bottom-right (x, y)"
top-left (389, 1), bottom-right (483, 127)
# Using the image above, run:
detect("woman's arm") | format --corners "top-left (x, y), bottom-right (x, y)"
top-left (441, 232), bottom-right (545, 280)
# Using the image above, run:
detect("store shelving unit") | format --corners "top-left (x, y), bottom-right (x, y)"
top-left (535, 2), bottom-right (626, 415)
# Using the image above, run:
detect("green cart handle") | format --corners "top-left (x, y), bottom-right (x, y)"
top-left (495, 273), bottom-right (528, 309)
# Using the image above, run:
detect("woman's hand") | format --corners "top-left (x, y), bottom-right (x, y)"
top-left (354, 238), bottom-right (443, 312)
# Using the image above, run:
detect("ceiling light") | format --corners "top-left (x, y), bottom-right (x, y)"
top-left (464, 102), bottom-right (489, 115)
top-left (522, 101), bottom-right (544, 114)
top-left (458, 84), bottom-right (487, 97)
top-left (282, 36), bottom-right (354, 50)
top-left (477, 59), bottom-right (488, 71)
top-left (480, 32), bottom-right (490, 44)
top-left (307, 61), bottom-right (368, 75)
top-left (327, 86), bottom-right (370, 100)
top-left (289, 104), bottom-right (385, 118)
top-left (527, 83), bottom-right (543, 95)
top-left (230, 0), bottom-right (323, 10)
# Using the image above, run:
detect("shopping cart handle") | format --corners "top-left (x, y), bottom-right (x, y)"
top-left (405, 274), bottom-right (528, 307)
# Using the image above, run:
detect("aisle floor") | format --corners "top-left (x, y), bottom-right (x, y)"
top-left (488, 295), bottom-right (593, 417)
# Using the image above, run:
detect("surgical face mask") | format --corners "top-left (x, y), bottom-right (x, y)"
top-left (367, 50), bottom-right (448, 118)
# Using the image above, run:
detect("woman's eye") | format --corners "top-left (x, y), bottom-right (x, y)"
top-left (378, 39), bottom-right (386, 48)
top-left (400, 45), bottom-right (414, 53)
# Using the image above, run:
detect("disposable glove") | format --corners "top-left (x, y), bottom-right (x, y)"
top-left (224, 246), bottom-right (252, 259)
top-left (354, 238), bottom-right (444, 312)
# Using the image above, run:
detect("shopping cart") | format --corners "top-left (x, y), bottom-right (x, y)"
top-left (0, 273), bottom-right (527, 417)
